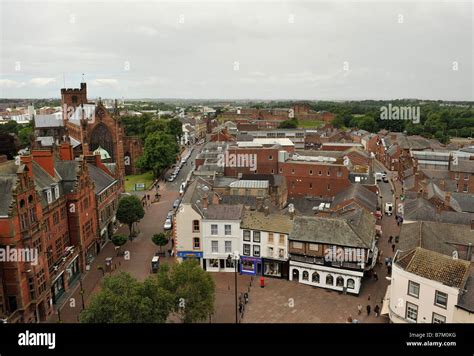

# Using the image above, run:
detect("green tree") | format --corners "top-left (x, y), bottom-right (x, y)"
top-left (18, 125), bottom-right (33, 146)
top-left (165, 259), bottom-right (215, 323)
top-left (80, 272), bottom-right (174, 323)
top-left (166, 118), bottom-right (183, 142)
top-left (152, 233), bottom-right (169, 253)
top-left (144, 119), bottom-right (167, 137)
top-left (111, 234), bottom-right (128, 251)
top-left (138, 132), bottom-right (180, 178)
top-left (278, 118), bottom-right (298, 129)
top-left (116, 195), bottom-right (145, 236)
top-left (332, 115), bottom-right (345, 129)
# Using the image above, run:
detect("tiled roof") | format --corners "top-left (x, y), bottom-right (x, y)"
top-left (332, 184), bottom-right (378, 212)
top-left (450, 159), bottom-right (474, 173)
top-left (87, 164), bottom-right (116, 194)
top-left (203, 204), bottom-right (243, 221)
top-left (397, 247), bottom-right (470, 289)
top-left (290, 209), bottom-right (375, 248)
top-left (240, 210), bottom-right (292, 234)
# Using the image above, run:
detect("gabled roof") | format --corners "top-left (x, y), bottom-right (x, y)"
top-left (398, 221), bottom-right (474, 260)
top-left (332, 184), bottom-right (377, 212)
top-left (87, 164), bottom-right (116, 194)
top-left (290, 209), bottom-right (375, 248)
top-left (240, 210), bottom-right (292, 234)
top-left (450, 159), bottom-right (474, 173)
top-left (202, 204), bottom-right (243, 221)
top-left (0, 175), bottom-right (17, 216)
top-left (396, 247), bottom-right (470, 289)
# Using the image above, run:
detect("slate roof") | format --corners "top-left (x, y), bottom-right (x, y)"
top-left (450, 159), bottom-right (474, 173)
top-left (398, 221), bottom-right (474, 260)
top-left (202, 204), bottom-right (243, 221)
top-left (289, 209), bottom-right (375, 248)
top-left (87, 164), bottom-right (116, 194)
top-left (54, 160), bottom-right (79, 194)
top-left (396, 247), bottom-right (470, 289)
top-left (240, 210), bottom-right (292, 234)
top-left (0, 175), bottom-right (17, 216)
top-left (332, 184), bottom-right (378, 212)
top-left (457, 266), bottom-right (474, 312)
top-left (34, 114), bottom-right (63, 128)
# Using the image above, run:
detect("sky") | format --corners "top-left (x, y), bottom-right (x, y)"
top-left (0, 0), bottom-right (472, 100)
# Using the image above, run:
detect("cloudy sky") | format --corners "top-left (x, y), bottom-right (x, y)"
top-left (0, 0), bottom-right (472, 100)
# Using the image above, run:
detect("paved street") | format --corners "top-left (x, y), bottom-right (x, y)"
top-left (242, 161), bottom-right (403, 323)
top-left (49, 147), bottom-right (197, 323)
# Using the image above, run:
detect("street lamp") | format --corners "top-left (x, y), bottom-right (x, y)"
top-left (227, 251), bottom-right (240, 324)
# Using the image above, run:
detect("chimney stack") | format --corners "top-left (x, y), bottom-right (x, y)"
top-left (59, 142), bottom-right (74, 161)
top-left (20, 155), bottom-right (34, 178)
top-left (264, 206), bottom-right (269, 216)
top-left (32, 148), bottom-right (55, 177)
top-left (467, 243), bottom-right (473, 262)
top-left (202, 195), bottom-right (208, 209)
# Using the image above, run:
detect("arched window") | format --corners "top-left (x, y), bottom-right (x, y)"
top-left (302, 271), bottom-right (309, 281)
top-left (326, 274), bottom-right (334, 285)
top-left (336, 276), bottom-right (344, 287)
top-left (347, 278), bottom-right (355, 289)
top-left (312, 272), bottom-right (320, 283)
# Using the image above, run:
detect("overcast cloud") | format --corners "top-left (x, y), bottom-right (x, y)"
top-left (0, 0), bottom-right (472, 100)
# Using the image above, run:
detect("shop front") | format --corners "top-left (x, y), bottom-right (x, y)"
top-left (240, 256), bottom-right (262, 275)
top-left (177, 251), bottom-right (203, 266)
top-left (262, 258), bottom-right (289, 279)
top-left (51, 273), bottom-right (65, 304)
top-left (203, 253), bottom-right (237, 272)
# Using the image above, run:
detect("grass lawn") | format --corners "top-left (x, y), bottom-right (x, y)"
top-left (124, 171), bottom-right (154, 192)
top-left (297, 120), bottom-right (325, 129)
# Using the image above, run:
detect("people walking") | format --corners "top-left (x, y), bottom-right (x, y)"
top-left (374, 305), bottom-right (380, 317)
top-left (392, 244), bottom-right (396, 252)
top-left (357, 304), bottom-right (363, 315)
top-left (366, 305), bottom-right (371, 316)
top-left (373, 271), bottom-right (378, 281)
top-left (389, 235), bottom-right (393, 243)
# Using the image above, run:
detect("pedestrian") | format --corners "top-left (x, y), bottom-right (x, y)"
top-left (387, 264), bottom-right (392, 275)
top-left (395, 235), bottom-right (399, 243)
top-left (392, 243), bottom-right (396, 252)
top-left (389, 235), bottom-right (393, 243)
top-left (373, 271), bottom-right (378, 281)
top-left (357, 304), bottom-right (363, 315)
top-left (366, 305), bottom-right (371, 316)
top-left (374, 305), bottom-right (380, 317)
top-left (368, 294), bottom-right (371, 301)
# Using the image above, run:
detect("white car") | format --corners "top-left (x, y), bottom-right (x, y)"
top-left (179, 182), bottom-right (186, 194)
top-left (384, 202), bottom-right (393, 216)
top-left (164, 218), bottom-right (173, 230)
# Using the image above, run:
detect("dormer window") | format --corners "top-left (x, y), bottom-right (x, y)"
top-left (52, 184), bottom-right (60, 200)
top-left (45, 189), bottom-right (52, 204)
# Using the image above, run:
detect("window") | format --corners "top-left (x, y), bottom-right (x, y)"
top-left (347, 278), bottom-right (355, 289)
top-left (292, 241), bottom-right (303, 249)
top-left (269, 155), bottom-right (273, 160)
top-left (211, 241), bottom-right (218, 253)
top-left (193, 238), bottom-right (200, 250)
top-left (309, 183), bottom-right (313, 189)
top-left (336, 276), bottom-right (344, 287)
top-left (406, 302), bottom-right (418, 322)
top-left (268, 247), bottom-right (274, 256)
top-left (279, 168), bottom-right (283, 173)
top-left (253, 231), bottom-right (261, 243)
top-left (253, 245), bottom-right (260, 257)
top-left (53, 184), bottom-right (59, 199)
top-left (243, 230), bottom-right (251, 241)
top-left (225, 241), bottom-right (232, 253)
top-left (337, 169), bottom-right (342, 177)
top-left (327, 169), bottom-right (331, 176)
top-left (291, 169), bottom-right (295, 174)
top-left (211, 224), bottom-right (218, 235)
top-left (432, 313), bottom-right (446, 324)
top-left (455, 173), bottom-right (460, 180)
top-left (302, 271), bottom-right (309, 281)
top-left (243, 244), bottom-right (251, 256)
top-left (408, 281), bottom-right (420, 298)
top-left (464, 174), bottom-right (469, 180)
top-left (309, 169), bottom-right (313, 175)
top-left (192, 220), bottom-right (200, 232)
top-left (309, 243), bottom-right (319, 251)
top-left (225, 224), bottom-right (232, 235)
top-left (435, 291), bottom-right (448, 308)
top-left (279, 234), bottom-right (285, 245)
top-left (29, 208), bottom-right (37, 223)
top-left (268, 233), bottom-right (274, 244)
top-left (327, 184), bottom-right (331, 191)
top-left (326, 274), bottom-right (334, 285)
top-left (312, 272), bottom-right (320, 283)
top-left (318, 170), bottom-right (322, 176)
top-left (53, 212), bottom-right (59, 225)
top-left (463, 184), bottom-right (468, 193)
top-left (46, 189), bottom-right (52, 204)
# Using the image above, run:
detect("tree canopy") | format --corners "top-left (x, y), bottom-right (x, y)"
top-left (116, 195), bottom-right (145, 236)
top-left (80, 260), bottom-right (215, 323)
top-left (137, 131), bottom-right (180, 178)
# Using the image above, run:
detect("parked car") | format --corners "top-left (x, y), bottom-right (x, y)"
top-left (179, 182), bottom-right (186, 194)
top-left (167, 174), bottom-right (176, 182)
top-left (382, 175), bottom-right (389, 183)
top-left (151, 255), bottom-right (160, 273)
top-left (173, 198), bottom-right (180, 209)
top-left (164, 217), bottom-right (173, 230)
top-left (384, 202), bottom-right (393, 216)
top-left (167, 210), bottom-right (174, 219)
